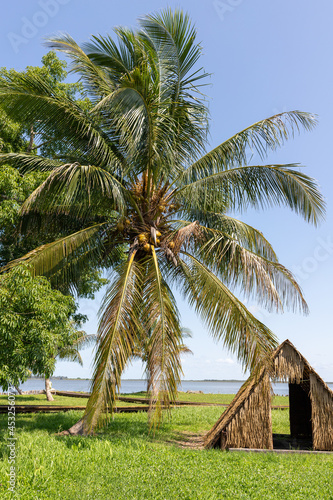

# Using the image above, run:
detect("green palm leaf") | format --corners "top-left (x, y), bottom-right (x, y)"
top-left (195, 226), bottom-right (308, 313)
top-left (2, 224), bottom-right (109, 285)
top-left (144, 247), bottom-right (183, 428)
top-left (0, 153), bottom-right (62, 173)
top-left (177, 252), bottom-right (278, 372)
top-left (176, 164), bottom-right (325, 225)
top-left (0, 72), bottom-right (123, 167)
top-left (84, 251), bottom-right (141, 432)
top-left (45, 34), bottom-right (114, 99)
top-left (20, 163), bottom-right (126, 216)
top-left (180, 111), bottom-right (317, 178)
top-left (180, 212), bottom-right (278, 261)
top-left (58, 333), bottom-right (97, 367)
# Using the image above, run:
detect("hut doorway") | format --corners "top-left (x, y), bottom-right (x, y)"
top-left (273, 377), bottom-right (313, 450)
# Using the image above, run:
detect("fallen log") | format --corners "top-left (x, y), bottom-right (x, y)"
top-left (0, 405), bottom-right (154, 414)
top-left (0, 402), bottom-right (218, 414)
top-left (54, 391), bottom-right (289, 409)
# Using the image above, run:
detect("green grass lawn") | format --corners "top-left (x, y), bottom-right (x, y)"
top-left (128, 391), bottom-right (289, 406)
top-left (0, 400), bottom-right (332, 499)
top-left (0, 394), bottom-right (143, 407)
top-left (0, 391), bottom-right (289, 407)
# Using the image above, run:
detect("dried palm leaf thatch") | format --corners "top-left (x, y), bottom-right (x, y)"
top-left (204, 369), bottom-right (272, 450)
top-left (272, 341), bottom-right (304, 383)
top-left (205, 339), bottom-right (333, 451)
top-left (310, 373), bottom-right (333, 451)
top-left (225, 373), bottom-right (272, 449)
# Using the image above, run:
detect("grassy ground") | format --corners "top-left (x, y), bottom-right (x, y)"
top-left (128, 391), bottom-right (289, 406)
top-left (0, 400), bottom-right (332, 499)
top-left (0, 394), bottom-right (142, 407)
top-left (0, 391), bottom-right (289, 407)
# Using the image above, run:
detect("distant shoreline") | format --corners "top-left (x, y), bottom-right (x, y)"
top-left (30, 376), bottom-right (247, 382)
top-left (28, 376), bottom-right (333, 384)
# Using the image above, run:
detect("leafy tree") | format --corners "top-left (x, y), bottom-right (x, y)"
top-left (0, 265), bottom-right (76, 391)
top-left (0, 163), bottom-right (108, 296)
top-left (0, 109), bottom-right (27, 153)
top-left (0, 51), bottom-right (89, 157)
top-left (0, 10), bottom-right (325, 433)
top-left (0, 54), bottom-right (105, 399)
top-left (0, 165), bottom-right (47, 266)
top-left (0, 54), bottom-right (107, 296)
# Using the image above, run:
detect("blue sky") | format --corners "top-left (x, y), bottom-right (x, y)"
top-left (1, 0), bottom-right (332, 381)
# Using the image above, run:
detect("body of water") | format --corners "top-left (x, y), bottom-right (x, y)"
top-left (6, 378), bottom-right (333, 396)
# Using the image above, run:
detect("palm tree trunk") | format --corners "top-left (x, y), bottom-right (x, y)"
top-left (15, 385), bottom-right (23, 395)
top-left (45, 377), bottom-right (54, 401)
top-left (59, 418), bottom-right (85, 436)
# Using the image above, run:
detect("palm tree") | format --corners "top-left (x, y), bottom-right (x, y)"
top-left (133, 325), bottom-right (192, 397)
top-left (0, 10), bottom-right (324, 434)
top-left (44, 330), bottom-right (96, 401)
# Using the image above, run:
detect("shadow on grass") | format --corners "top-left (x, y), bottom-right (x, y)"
top-left (0, 411), bottom-right (84, 436)
top-left (0, 407), bottom-right (208, 451)
top-left (0, 394), bottom-right (47, 403)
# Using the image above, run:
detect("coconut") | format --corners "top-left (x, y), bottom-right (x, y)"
top-left (168, 241), bottom-right (175, 249)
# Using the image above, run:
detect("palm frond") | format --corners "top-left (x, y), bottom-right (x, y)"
top-left (72, 333), bottom-right (97, 350)
top-left (85, 28), bottom-right (140, 81)
top-left (176, 164), bottom-right (325, 225)
top-left (0, 72), bottom-right (123, 168)
top-left (179, 111), bottom-right (317, 180)
top-left (180, 212), bottom-right (278, 261)
top-left (45, 34), bottom-right (114, 99)
top-left (90, 86), bottom-right (152, 169)
top-left (1, 224), bottom-right (109, 285)
top-left (175, 252), bottom-right (278, 372)
top-left (57, 333), bottom-right (96, 365)
top-left (144, 247), bottom-right (183, 428)
top-left (194, 226), bottom-right (308, 313)
top-left (57, 348), bottom-right (83, 366)
top-left (84, 251), bottom-right (142, 432)
top-left (140, 9), bottom-right (206, 83)
top-left (20, 163), bottom-right (126, 216)
top-left (0, 153), bottom-right (62, 173)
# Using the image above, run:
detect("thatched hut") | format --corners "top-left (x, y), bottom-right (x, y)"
top-left (205, 339), bottom-right (333, 451)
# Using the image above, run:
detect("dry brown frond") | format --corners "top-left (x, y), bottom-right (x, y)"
top-left (173, 221), bottom-right (200, 254)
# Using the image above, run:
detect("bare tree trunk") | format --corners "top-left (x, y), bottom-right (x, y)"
top-left (15, 385), bottom-right (23, 395)
top-left (45, 378), bottom-right (54, 401)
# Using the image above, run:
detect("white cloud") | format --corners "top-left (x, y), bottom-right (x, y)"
top-left (216, 358), bottom-right (235, 365)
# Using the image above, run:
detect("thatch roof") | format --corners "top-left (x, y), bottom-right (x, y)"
top-left (204, 339), bottom-right (333, 451)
